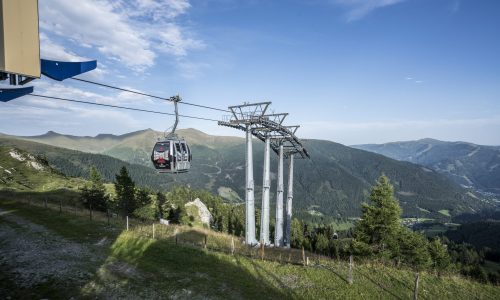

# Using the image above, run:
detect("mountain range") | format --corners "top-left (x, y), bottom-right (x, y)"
top-left (1, 129), bottom-right (495, 220)
top-left (353, 139), bottom-right (500, 196)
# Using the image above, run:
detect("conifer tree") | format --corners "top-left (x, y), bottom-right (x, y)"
top-left (81, 166), bottom-right (109, 212)
top-left (353, 174), bottom-right (402, 255)
top-left (291, 218), bottom-right (305, 248)
top-left (428, 237), bottom-right (451, 274)
top-left (114, 166), bottom-right (136, 217)
top-left (136, 187), bottom-right (152, 207)
top-left (315, 233), bottom-right (329, 254)
top-left (156, 192), bottom-right (166, 219)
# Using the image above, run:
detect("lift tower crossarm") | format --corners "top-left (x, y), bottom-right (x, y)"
top-left (228, 102), bottom-right (271, 124)
top-left (260, 113), bottom-right (288, 125)
top-left (283, 125), bottom-right (300, 135)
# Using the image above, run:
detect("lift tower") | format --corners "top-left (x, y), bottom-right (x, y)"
top-left (223, 102), bottom-right (270, 245)
top-left (219, 102), bottom-right (309, 247)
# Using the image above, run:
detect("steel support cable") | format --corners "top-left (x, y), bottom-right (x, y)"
top-left (70, 77), bottom-right (230, 113)
top-left (29, 93), bottom-right (220, 122)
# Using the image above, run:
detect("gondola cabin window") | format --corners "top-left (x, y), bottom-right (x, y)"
top-left (152, 141), bottom-right (171, 170)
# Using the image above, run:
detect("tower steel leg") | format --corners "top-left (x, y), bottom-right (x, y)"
top-left (274, 144), bottom-right (284, 247)
top-left (260, 136), bottom-right (271, 245)
top-left (245, 125), bottom-right (257, 245)
top-left (285, 154), bottom-right (294, 248)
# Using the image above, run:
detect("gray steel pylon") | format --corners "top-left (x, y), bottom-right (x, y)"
top-left (245, 125), bottom-right (257, 245)
top-left (284, 154), bottom-right (294, 248)
top-left (274, 144), bottom-right (284, 247)
top-left (260, 136), bottom-right (271, 245)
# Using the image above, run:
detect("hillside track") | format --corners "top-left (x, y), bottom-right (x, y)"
top-left (0, 208), bottom-right (105, 297)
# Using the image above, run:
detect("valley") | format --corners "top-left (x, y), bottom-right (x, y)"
top-left (1, 129), bottom-right (494, 220)
top-left (353, 139), bottom-right (500, 197)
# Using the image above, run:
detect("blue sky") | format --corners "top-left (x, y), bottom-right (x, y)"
top-left (1, 0), bottom-right (499, 145)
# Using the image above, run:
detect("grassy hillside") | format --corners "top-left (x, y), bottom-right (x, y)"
top-left (0, 137), bottom-right (192, 191)
top-left (353, 139), bottom-right (500, 195)
top-left (0, 146), bottom-right (85, 191)
top-left (1, 130), bottom-right (494, 219)
top-left (1, 199), bottom-right (499, 299)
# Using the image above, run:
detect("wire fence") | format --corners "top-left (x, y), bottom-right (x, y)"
top-left (4, 194), bottom-right (494, 300)
top-left (8, 194), bottom-right (308, 265)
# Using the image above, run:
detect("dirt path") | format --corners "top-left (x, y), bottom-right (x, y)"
top-left (0, 208), bottom-right (103, 295)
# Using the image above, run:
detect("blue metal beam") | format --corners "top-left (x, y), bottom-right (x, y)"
top-left (0, 86), bottom-right (34, 102)
top-left (41, 59), bottom-right (97, 81)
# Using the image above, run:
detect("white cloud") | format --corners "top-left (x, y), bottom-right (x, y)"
top-left (39, 33), bottom-right (107, 79)
top-left (404, 76), bottom-right (423, 84)
top-left (39, 0), bottom-right (154, 71)
top-left (154, 23), bottom-right (206, 57)
top-left (39, 0), bottom-right (203, 72)
top-left (333, 0), bottom-right (408, 21)
top-left (176, 60), bottom-right (210, 79)
top-left (31, 80), bottom-right (153, 107)
top-left (0, 101), bottom-right (142, 134)
top-left (40, 33), bottom-right (87, 62)
top-left (132, 0), bottom-right (191, 20)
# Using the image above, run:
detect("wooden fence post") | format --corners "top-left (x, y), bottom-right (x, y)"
top-left (204, 235), bottom-right (207, 249)
top-left (126, 216), bottom-right (129, 231)
top-left (413, 273), bottom-right (420, 300)
top-left (302, 246), bottom-right (306, 266)
top-left (231, 236), bottom-right (235, 255)
top-left (348, 255), bottom-right (353, 284)
top-left (306, 257), bottom-right (310, 266)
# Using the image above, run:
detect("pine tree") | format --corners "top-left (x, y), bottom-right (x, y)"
top-left (114, 166), bottom-right (136, 218)
top-left (291, 218), bottom-right (305, 248)
top-left (80, 166), bottom-right (109, 212)
top-left (330, 239), bottom-right (340, 260)
top-left (428, 237), bottom-right (451, 274)
top-left (353, 174), bottom-right (402, 255)
top-left (315, 233), bottom-right (329, 254)
top-left (156, 192), bottom-right (166, 219)
top-left (395, 228), bottom-right (432, 269)
top-left (136, 187), bottom-right (152, 207)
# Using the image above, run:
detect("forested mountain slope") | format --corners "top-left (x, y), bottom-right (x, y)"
top-left (353, 139), bottom-right (500, 195)
top-left (1, 129), bottom-right (493, 219)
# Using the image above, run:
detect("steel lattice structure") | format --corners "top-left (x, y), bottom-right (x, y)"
top-left (218, 102), bottom-right (309, 247)
top-left (219, 103), bottom-right (309, 159)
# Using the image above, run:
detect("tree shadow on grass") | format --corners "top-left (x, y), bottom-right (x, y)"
top-left (313, 264), bottom-right (350, 284)
top-left (380, 267), bottom-right (415, 293)
top-left (354, 268), bottom-right (405, 300)
top-left (1, 198), bottom-right (294, 299)
top-left (108, 230), bottom-right (291, 299)
top-left (242, 257), bottom-right (299, 299)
